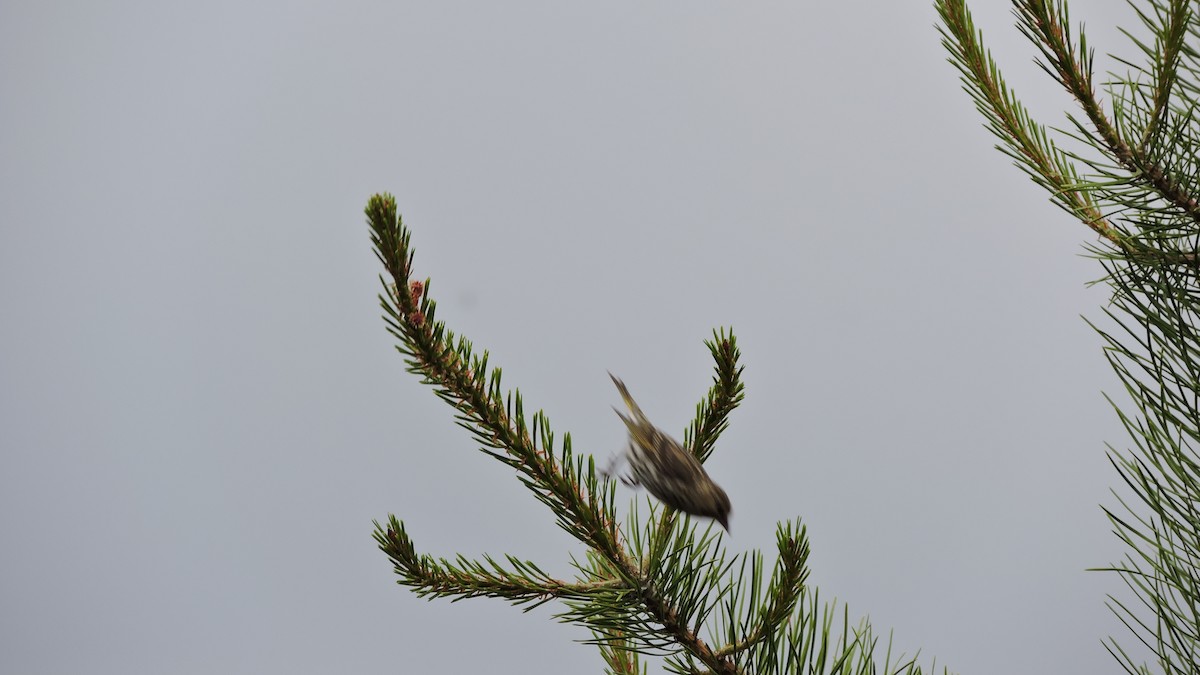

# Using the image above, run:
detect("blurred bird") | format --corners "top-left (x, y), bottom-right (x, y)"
top-left (607, 373), bottom-right (731, 531)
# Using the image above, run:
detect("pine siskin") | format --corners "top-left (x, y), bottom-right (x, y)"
top-left (608, 373), bottom-right (732, 531)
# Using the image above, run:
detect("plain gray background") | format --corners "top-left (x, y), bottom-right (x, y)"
top-left (1, 1), bottom-right (1152, 673)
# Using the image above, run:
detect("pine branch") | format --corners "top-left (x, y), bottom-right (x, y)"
top-left (367, 195), bottom-right (750, 672)
top-left (937, 3), bottom-right (1200, 672)
top-left (686, 329), bottom-right (747, 465)
top-left (365, 195), bottom-right (944, 674)
top-left (713, 522), bottom-right (809, 661)
top-left (1011, 0), bottom-right (1200, 225)
top-left (366, 194), bottom-right (622, 559)
top-left (375, 516), bottom-right (623, 610)
top-left (936, 0), bottom-right (1123, 244)
top-left (936, 0), bottom-right (1200, 268)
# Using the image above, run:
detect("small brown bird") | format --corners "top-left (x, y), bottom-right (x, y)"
top-left (608, 373), bottom-right (732, 531)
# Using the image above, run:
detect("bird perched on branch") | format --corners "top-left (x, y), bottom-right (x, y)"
top-left (607, 373), bottom-right (732, 532)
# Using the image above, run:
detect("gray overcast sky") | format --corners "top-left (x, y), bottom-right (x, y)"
top-left (1, 1), bottom-right (1151, 673)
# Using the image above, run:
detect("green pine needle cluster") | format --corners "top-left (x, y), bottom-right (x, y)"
top-left (365, 194), bottom-right (942, 674)
top-left (937, 1), bottom-right (1200, 673)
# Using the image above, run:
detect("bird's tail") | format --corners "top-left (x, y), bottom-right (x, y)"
top-left (608, 372), bottom-right (648, 429)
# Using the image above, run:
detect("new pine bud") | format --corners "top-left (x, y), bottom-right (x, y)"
top-left (609, 373), bottom-right (732, 531)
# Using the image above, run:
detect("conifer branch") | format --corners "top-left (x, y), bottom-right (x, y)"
top-left (1011, 0), bottom-right (1200, 224)
top-left (375, 517), bottom-right (622, 609)
top-left (941, 0), bottom-right (1200, 273)
top-left (366, 195), bottom-right (752, 672)
top-left (365, 194), bottom-right (942, 673)
top-left (713, 523), bottom-right (809, 660)
top-left (686, 330), bottom-right (747, 465)
top-left (936, 0), bottom-right (1122, 244)
top-left (937, 2), bottom-right (1200, 671)
top-left (365, 194), bottom-right (622, 559)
